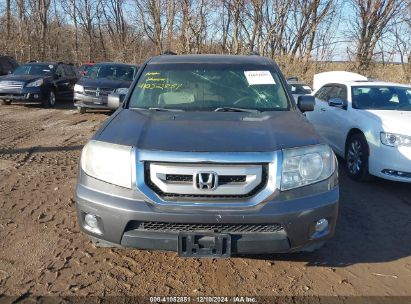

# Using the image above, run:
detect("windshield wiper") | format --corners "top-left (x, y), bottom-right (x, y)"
top-left (148, 107), bottom-right (185, 112)
top-left (214, 107), bottom-right (260, 113)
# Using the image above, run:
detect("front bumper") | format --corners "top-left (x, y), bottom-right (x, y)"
top-left (369, 144), bottom-right (411, 182)
top-left (75, 170), bottom-right (339, 255)
top-left (0, 87), bottom-right (46, 102)
top-left (74, 92), bottom-right (110, 109)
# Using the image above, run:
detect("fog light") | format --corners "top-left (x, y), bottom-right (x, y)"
top-left (85, 214), bottom-right (98, 229)
top-left (33, 94), bottom-right (39, 99)
top-left (315, 218), bottom-right (328, 232)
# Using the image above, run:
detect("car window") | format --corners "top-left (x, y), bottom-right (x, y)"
top-left (86, 64), bottom-right (136, 81)
top-left (128, 63), bottom-right (290, 111)
top-left (13, 64), bottom-right (55, 76)
top-left (352, 86), bottom-right (411, 110)
top-left (56, 65), bottom-right (65, 77)
top-left (315, 86), bottom-right (332, 101)
top-left (289, 84), bottom-right (312, 95)
top-left (328, 85), bottom-right (347, 100)
top-left (63, 65), bottom-right (76, 77)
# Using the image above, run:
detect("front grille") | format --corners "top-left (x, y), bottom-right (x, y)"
top-left (128, 221), bottom-right (283, 233)
top-left (145, 163), bottom-right (268, 200)
top-left (83, 87), bottom-right (113, 97)
top-left (165, 174), bottom-right (246, 185)
top-left (0, 81), bottom-right (23, 90)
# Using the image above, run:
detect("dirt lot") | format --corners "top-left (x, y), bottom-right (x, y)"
top-left (0, 102), bottom-right (411, 298)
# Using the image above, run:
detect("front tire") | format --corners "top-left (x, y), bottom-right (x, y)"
top-left (43, 90), bottom-right (56, 108)
top-left (345, 133), bottom-right (370, 181)
top-left (0, 99), bottom-right (11, 105)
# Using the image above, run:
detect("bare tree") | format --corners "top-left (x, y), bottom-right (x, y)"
top-left (350, 0), bottom-right (407, 72)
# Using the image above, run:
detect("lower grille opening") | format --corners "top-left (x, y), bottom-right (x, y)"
top-left (126, 221), bottom-right (283, 234)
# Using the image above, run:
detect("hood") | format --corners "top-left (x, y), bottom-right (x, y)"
top-left (363, 110), bottom-right (411, 135)
top-left (77, 77), bottom-right (132, 89)
top-left (0, 74), bottom-right (50, 83)
top-left (95, 109), bottom-right (322, 152)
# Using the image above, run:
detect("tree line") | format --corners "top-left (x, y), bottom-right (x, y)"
top-left (0, 0), bottom-right (410, 75)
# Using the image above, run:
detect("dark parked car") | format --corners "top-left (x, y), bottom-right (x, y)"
top-left (74, 62), bottom-right (139, 113)
top-left (0, 61), bottom-right (79, 107)
top-left (287, 78), bottom-right (313, 101)
top-left (76, 54), bottom-right (339, 258)
top-left (0, 55), bottom-right (19, 76)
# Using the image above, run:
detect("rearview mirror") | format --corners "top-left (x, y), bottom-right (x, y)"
top-left (107, 93), bottom-right (125, 109)
top-left (297, 95), bottom-right (315, 112)
top-left (328, 98), bottom-right (347, 109)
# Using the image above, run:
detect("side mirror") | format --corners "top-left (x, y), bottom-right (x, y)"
top-left (107, 93), bottom-right (126, 109)
top-left (328, 98), bottom-right (347, 109)
top-left (297, 95), bottom-right (315, 112)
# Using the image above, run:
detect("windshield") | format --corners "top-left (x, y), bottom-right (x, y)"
top-left (352, 86), bottom-right (411, 111)
top-left (13, 64), bottom-right (54, 76)
top-left (289, 83), bottom-right (312, 95)
top-left (128, 64), bottom-right (290, 111)
top-left (85, 64), bottom-right (136, 81)
top-left (79, 64), bottom-right (93, 74)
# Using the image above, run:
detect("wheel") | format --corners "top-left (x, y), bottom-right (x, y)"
top-left (77, 106), bottom-right (86, 114)
top-left (345, 133), bottom-right (371, 181)
top-left (1, 99), bottom-right (11, 105)
top-left (42, 90), bottom-right (56, 108)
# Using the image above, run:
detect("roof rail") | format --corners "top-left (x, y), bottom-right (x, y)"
top-left (162, 50), bottom-right (177, 55)
top-left (248, 51), bottom-right (260, 56)
top-left (28, 60), bottom-right (38, 63)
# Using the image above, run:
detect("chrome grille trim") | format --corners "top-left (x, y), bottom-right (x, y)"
top-left (0, 81), bottom-right (24, 90)
top-left (83, 87), bottom-right (113, 96)
top-left (135, 150), bottom-right (281, 208)
top-left (149, 163), bottom-right (262, 195)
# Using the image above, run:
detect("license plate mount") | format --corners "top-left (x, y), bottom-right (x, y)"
top-left (178, 233), bottom-right (231, 258)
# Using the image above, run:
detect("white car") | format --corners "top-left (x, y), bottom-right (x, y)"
top-left (306, 74), bottom-right (411, 182)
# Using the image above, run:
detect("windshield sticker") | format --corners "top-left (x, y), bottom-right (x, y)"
top-left (303, 85), bottom-right (311, 90)
top-left (138, 82), bottom-right (183, 90)
top-left (244, 71), bottom-right (275, 85)
top-left (138, 72), bottom-right (183, 90)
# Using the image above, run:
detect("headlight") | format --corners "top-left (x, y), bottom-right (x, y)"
top-left (380, 132), bottom-right (411, 147)
top-left (81, 140), bottom-right (133, 188)
top-left (74, 84), bottom-right (84, 93)
top-left (116, 88), bottom-right (129, 94)
top-left (26, 79), bottom-right (44, 87)
top-left (281, 145), bottom-right (335, 191)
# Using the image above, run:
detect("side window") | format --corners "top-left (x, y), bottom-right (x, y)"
top-left (56, 65), bottom-right (65, 77)
top-left (0, 58), bottom-right (5, 74)
top-left (315, 86), bottom-right (332, 101)
top-left (63, 65), bottom-right (75, 77)
top-left (328, 86), bottom-right (347, 100)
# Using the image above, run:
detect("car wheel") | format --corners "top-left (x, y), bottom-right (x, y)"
top-left (43, 90), bottom-right (56, 108)
top-left (345, 133), bottom-right (370, 181)
top-left (77, 106), bottom-right (86, 114)
top-left (1, 99), bottom-right (11, 105)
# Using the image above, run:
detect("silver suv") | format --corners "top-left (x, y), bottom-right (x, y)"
top-left (75, 54), bottom-right (339, 258)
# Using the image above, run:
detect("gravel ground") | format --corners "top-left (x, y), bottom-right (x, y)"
top-left (0, 102), bottom-right (410, 298)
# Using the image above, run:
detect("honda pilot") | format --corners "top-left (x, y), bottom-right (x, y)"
top-left (75, 54), bottom-right (339, 258)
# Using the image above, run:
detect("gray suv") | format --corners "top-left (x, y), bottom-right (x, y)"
top-left (76, 54), bottom-right (339, 258)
